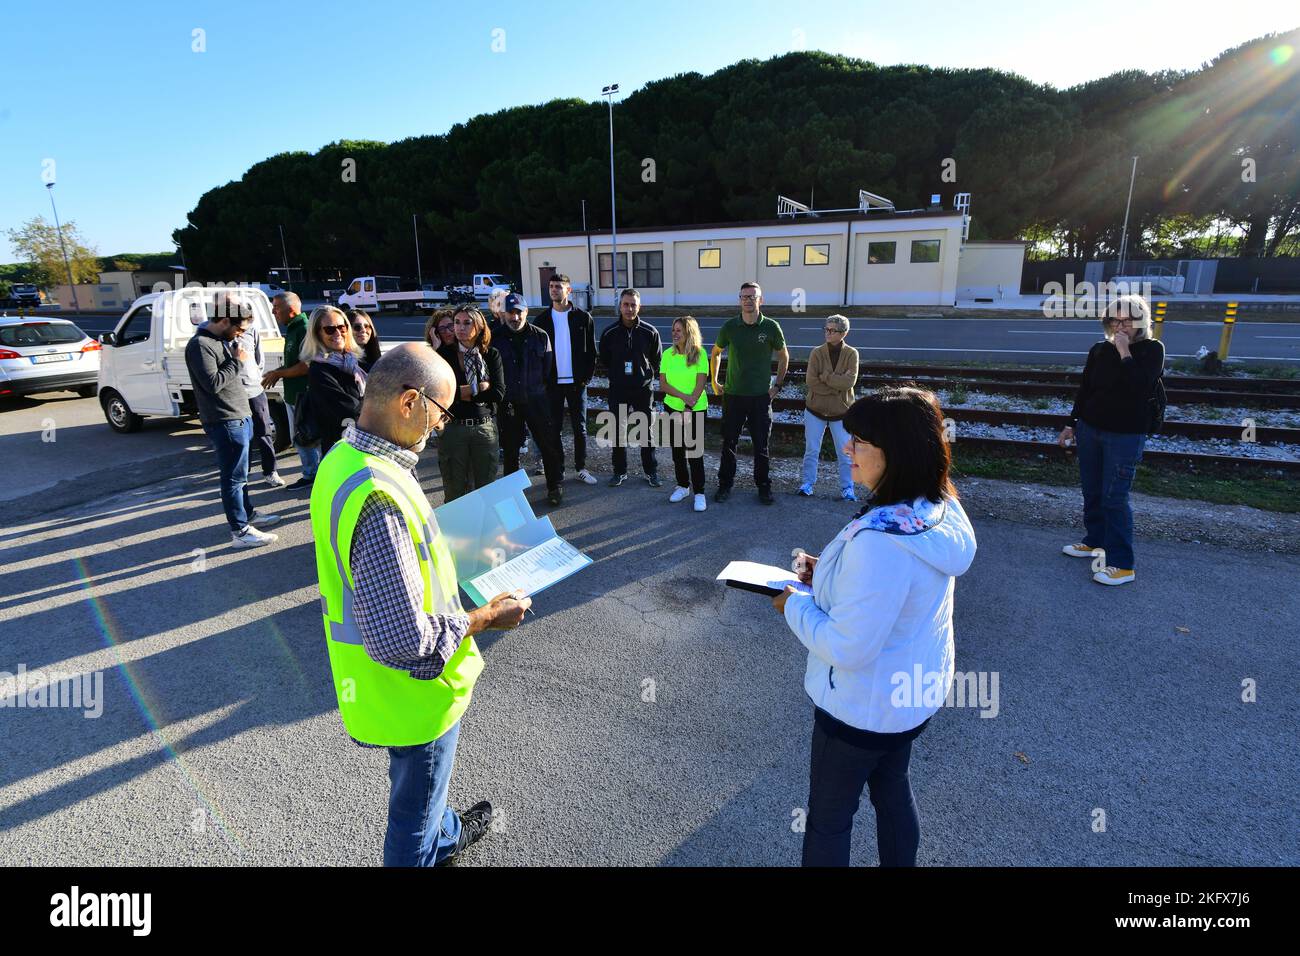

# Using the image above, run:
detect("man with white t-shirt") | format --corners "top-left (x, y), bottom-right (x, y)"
top-left (534, 274), bottom-right (597, 484)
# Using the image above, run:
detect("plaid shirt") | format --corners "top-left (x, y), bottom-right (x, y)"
top-left (345, 424), bottom-right (470, 684)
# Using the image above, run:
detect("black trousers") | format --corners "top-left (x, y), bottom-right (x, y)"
top-left (248, 391), bottom-right (277, 477)
top-left (718, 393), bottom-right (771, 490)
top-left (498, 397), bottom-right (563, 492)
top-left (547, 383), bottom-right (588, 472)
top-left (668, 407), bottom-right (706, 493)
top-left (609, 388), bottom-right (658, 477)
top-left (802, 711), bottom-right (925, 867)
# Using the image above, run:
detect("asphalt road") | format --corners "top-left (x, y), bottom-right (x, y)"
top-left (1, 430), bottom-right (1295, 865)
top-left (0, 392), bottom-right (211, 504)
top-left (62, 312), bottom-right (1300, 365)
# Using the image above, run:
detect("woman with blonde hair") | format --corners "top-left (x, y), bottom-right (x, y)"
top-left (1057, 294), bottom-right (1164, 586)
top-left (800, 314), bottom-right (859, 501)
top-left (659, 315), bottom-right (710, 511)
top-left (304, 306), bottom-right (366, 454)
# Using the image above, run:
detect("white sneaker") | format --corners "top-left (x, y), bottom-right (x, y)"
top-left (249, 512), bottom-right (282, 528)
top-left (693, 494), bottom-right (707, 512)
top-left (1062, 543), bottom-right (1102, 558)
top-left (575, 469), bottom-right (598, 485)
top-left (669, 486), bottom-right (691, 503)
top-left (264, 472), bottom-right (286, 488)
top-left (1093, 567), bottom-right (1135, 586)
top-left (231, 526), bottom-right (278, 548)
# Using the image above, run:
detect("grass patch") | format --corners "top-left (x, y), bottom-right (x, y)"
top-left (949, 448), bottom-right (1300, 513)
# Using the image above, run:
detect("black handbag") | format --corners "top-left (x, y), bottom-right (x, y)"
top-left (292, 390), bottom-right (320, 447)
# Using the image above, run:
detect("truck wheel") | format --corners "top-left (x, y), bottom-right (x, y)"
top-left (269, 399), bottom-right (291, 452)
top-left (101, 389), bottom-right (143, 433)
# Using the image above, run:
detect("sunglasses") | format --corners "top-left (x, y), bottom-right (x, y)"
top-left (824, 327), bottom-right (845, 333)
top-left (321, 324), bottom-right (348, 335)
top-left (403, 384), bottom-right (453, 427)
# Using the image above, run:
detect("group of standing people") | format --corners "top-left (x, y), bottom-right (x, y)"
top-left (185, 278), bottom-right (1164, 869)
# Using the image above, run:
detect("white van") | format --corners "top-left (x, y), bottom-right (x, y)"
top-left (96, 287), bottom-right (290, 446)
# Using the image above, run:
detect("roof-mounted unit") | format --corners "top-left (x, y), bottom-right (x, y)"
top-left (858, 189), bottom-right (895, 213)
top-left (777, 195), bottom-right (815, 218)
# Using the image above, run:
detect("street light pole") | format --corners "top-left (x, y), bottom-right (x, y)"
top-left (601, 83), bottom-right (620, 305)
top-left (413, 213), bottom-right (423, 287)
top-left (278, 224), bottom-right (292, 290)
top-left (45, 182), bottom-right (80, 313)
top-left (1116, 155), bottom-right (1138, 278)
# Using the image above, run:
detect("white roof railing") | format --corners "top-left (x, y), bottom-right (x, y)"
top-left (777, 195), bottom-right (814, 218)
top-left (858, 189), bottom-right (895, 212)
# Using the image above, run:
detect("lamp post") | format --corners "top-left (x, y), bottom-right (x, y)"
top-left (413, 213), bottom-right (423, 287)
top-left (1116, 156), bottom-right (1138, 279)
top-left (45, 182), bottom-right (79, 313)
top-left (601, 83), bottom-right (620, 305)
top-left (278, 224), bottom-right (292, 290)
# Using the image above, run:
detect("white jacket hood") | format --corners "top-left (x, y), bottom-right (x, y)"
top-left (852, 495), bottom-right (977, 577)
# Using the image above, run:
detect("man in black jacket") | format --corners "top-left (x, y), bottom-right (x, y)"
top-left (534, 274), bottom-right (597, 485)
top-left (495, 293), bottom-right (564, 506)
top-left (598, 288), bottom-right (661, 487)
top-left (185, 291), bottom-right (281, 548)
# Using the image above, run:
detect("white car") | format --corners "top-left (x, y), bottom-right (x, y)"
top-left (0, 317), bottom-right (101, 400)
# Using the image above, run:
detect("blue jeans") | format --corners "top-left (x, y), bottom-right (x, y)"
top-left (548, 383), bottom-right (589, 471)
top-left (202, 417), bottom-right (254, 532)
top-left (1076, 419), bottom-right (1146, 570)
top-left (801, 411), bottom-right (853, 492)
top-left (803, 712), bottom-right (923, 867)
top-left (383, 721), bottom-right (463, 867)
top-left (286, 404), bottom-right (321, 479)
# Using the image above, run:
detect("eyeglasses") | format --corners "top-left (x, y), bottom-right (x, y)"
top-left (321, 325), bottom-right (348, 335)
top-left (403, 384), bottom-right (453, 428)
top-left (739, 294), bottom-right (759, 301)
top-left (824, 327), bottom-right (845, 333)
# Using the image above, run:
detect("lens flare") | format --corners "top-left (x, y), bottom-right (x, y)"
top-left (1270, 45), bottom-right (1293, 66)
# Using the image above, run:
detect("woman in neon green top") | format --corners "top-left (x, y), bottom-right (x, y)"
top-left (659, 316), bottom-right (710, 511)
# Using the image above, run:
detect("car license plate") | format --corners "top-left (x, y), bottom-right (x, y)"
top-left (33, 353), bottom-right (73, 363)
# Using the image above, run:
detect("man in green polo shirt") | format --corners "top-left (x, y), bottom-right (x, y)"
top-left (710, 281), bottom-right (789, 505)
top-left (262, 291), bottom-right (321, 489)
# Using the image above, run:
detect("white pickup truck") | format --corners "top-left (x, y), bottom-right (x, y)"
top-left (334, 273), bottom-right (510, 311)
top-left (95, 287), bottom-right (290, 448)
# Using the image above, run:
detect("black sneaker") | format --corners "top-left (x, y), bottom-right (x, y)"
top-left (608, 473), bottom-right (627, 487)
top-left (645, 473), bottom-right (662, 488)
top-left (288, 476), bottom-right (314, 490)
top-left (758, 486), bottom-right (775, 505)
top-left (548, 487), bottom-right (563, 506)
top-left (714, 486), bottom-right (731, 502)
top-left (436, 800), bottom-right (494, 866)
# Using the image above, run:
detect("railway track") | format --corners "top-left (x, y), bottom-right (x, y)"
top-left (586, 386), bottom-right (1300, 443)
top-left (584, 386), bottom-right (1300, 473)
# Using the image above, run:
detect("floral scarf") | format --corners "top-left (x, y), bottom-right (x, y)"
top-left (321, 350), bottom-right (367, 396)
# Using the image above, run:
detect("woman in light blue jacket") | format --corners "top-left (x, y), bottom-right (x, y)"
top-left (774, 386), bottom-right (977, 866)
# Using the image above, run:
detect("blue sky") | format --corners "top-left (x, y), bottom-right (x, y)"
top-left (2, 0), bottom-right (1296, 263)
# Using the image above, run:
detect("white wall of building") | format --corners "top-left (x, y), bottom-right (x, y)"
top-left (519, 213), bottom-right (969, 308)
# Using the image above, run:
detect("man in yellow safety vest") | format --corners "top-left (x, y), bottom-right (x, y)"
top-left (311, 342), bottom-right (531, 867)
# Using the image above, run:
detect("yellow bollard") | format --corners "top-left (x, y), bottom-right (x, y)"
top-left (1152, 301), bottom-right (1167, 341)
top-left (1217, 302), bottom-right (1237, 360)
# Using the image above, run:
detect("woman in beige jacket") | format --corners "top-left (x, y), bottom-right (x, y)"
top-left (799, 314), bottom-right (860, 500)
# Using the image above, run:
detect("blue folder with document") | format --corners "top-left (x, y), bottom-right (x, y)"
top-left (432, 469), bottom-right (593, 607)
